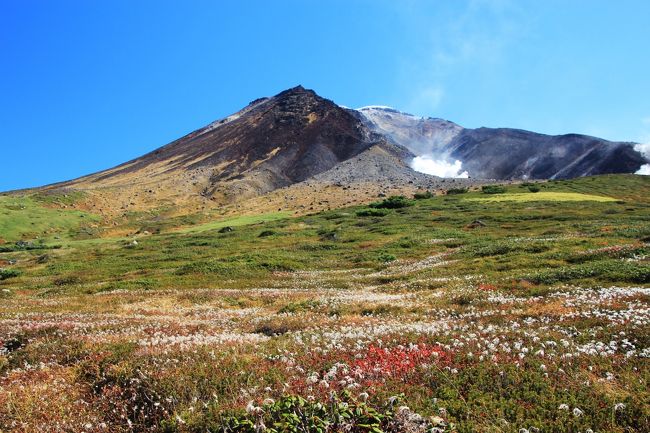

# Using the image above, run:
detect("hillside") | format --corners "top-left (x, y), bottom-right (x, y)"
top-left (0, 174), bottom-right (648, 432)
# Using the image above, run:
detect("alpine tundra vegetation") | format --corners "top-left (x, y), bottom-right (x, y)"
top-left (5, 1), bottom-right (650, 431)
top-left (1, 174), bottom-right (649, 432)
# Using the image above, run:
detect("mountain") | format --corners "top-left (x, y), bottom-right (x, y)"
top-left (30, 86), bottom-right (647, 216)
top-left (357, 106), bottom-right (647, 180)
top-left (50, 86), bottom-right (477, 216)
top-left (63, 86), bottom-right (386, 203)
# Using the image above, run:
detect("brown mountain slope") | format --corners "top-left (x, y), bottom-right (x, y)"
top-left (54, 86), bottom-right (393, 215)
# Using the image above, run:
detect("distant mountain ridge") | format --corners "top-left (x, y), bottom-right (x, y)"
top-left (356, 106), bottom-right (646, 179)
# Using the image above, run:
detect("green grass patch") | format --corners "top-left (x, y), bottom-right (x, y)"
top-left (0, 194), bottom-right (100, 242)
top-left (468, 191), bottom-right (617, 202)
top-left (174, 212), bottom-right (290, 234)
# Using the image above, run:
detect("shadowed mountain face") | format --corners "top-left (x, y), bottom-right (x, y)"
top-left (83, 86), bottom-right (383, 196)
top-left (448, 128), bottom-right (646, 179)
top-left (357, 107), bottom-right (647, 179)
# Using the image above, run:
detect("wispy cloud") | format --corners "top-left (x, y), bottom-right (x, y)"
top-left (396, 0), bottom-right (527, 116)
top-left (407, 85), bottom-right (445, 114)
top-left (431, 0), bottom-right (522, 66)
top-left (639, 117), bottom-right (650, 143)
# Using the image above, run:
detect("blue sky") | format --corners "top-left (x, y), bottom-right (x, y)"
top-left (2, 0), bottom-right (649, 191)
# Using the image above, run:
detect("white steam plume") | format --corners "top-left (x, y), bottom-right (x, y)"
top-left (634, 143), bottom-right (650, 175)
top-left (411, 155), bottom-right (468, 178)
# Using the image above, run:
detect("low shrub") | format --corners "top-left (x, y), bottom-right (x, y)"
top-left (566, 245), bottom-right (647, 264)
top-left (450, 293), bottom-right (474, 306)
top-left (481, 185), bottom-right (507, 194)
top-left (413, 191), bottom-right (434, 199)
top-left (0, 240), bottom-right (60, 253)
top-left (446, 187), bottom-right (468, 195)
top-left (528, 261), bottom-right (650, 284)
top-left (356, 208), bottom-right (390, 217)
top-left (369, 196), bottom-right (414, 209)
top-left (53, 275), bottom-right (82, 286)
top-left (0, 268), bottom-right (20, 280)
top-left (377, 252), bottom-right (397, 263)
top-left (211, 393), bottom-right (434, 433)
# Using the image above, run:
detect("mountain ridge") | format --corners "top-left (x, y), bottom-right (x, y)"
top-left (357, 106), bottom-right (645, 180)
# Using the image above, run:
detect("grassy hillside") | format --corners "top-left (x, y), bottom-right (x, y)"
top-left (0, 192), bottom-right (100, 243)
top-left (0, 174), bottom-right (648, 432)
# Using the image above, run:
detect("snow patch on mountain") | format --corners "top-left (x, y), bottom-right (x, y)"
top-left (357, 105), bottom-right (406, 113)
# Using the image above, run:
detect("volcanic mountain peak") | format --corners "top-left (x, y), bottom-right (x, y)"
top-left (33, 85), bottom-right (648, 218)
top-left (58, 86), bottom-right (399, 213)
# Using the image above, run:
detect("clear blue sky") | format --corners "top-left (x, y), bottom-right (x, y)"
top-left (2, 0), bottom-right (649, 191)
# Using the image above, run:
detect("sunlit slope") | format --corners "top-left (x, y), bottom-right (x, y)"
top-left (0, 193), bottom-right (100, 243)
top-left (1, 174), bottom-right (647, 293)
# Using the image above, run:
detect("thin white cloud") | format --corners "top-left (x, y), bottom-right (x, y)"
top-left (407, 85), bottom-right (445, 114)
top-left (396, 0), bottom-right (527, 116)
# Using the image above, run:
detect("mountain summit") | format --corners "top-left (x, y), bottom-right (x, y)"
top-left (62, 86), bottom-right (402, 210)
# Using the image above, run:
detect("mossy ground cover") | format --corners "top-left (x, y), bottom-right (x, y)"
top-left (175, 211), bottom-right (291, 234)
top-left (0, 194), bottom-right (100, 242)
top-left (0, 174), bottom-right (648, 432)
top-left (467, 191), bottom-right (617, 202)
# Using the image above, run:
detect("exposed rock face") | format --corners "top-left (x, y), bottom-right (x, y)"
top-left (83, 86), bottom-right (384, 198)
top-left (356, 106), bottom-right (462, 155)
top-left (357, 107), bottom-right (647, 179)
top-left (446, 128), bottom-right (646, 179)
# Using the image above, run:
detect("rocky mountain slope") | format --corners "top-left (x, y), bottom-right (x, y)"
top-left (358, 106), bottom-right (647, 179)
top-left (448, 128), bottom-right (645, 179)
top-left (64, 86), bottom-right (389, 203)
